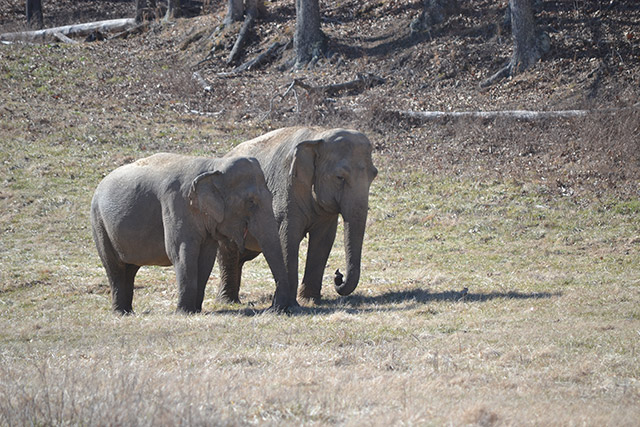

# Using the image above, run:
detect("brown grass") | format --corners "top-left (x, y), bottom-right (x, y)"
top-left (1, 1), bottom-right (640, 425)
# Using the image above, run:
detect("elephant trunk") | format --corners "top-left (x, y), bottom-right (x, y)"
top-left (249, 205), bottom-right (293, 310)
top-left (334, 211), bottom-right (367, 296)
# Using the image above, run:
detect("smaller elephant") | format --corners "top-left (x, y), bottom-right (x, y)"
top-left (90, 153), bottom-right (292, 314)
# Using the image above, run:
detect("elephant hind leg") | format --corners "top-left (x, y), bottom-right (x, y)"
top-left (92, 217), bottom-right (138, 314)
top-left (106, 263), bottom-right (139, 314)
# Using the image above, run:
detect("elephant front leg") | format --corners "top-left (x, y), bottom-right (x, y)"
top-left (299, 217), bottom-right (338, 301)
top-left (196, 238), bottom-right (218, 312)
top-left (217, 240), bottom-right (243, 304)
top-left (173, 245), bottom-right (202, 313)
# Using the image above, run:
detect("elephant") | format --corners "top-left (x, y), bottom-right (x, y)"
top-left (90, 153), bottom-right (293, 314)
top-left (216, 127), bottom-right (378, 304)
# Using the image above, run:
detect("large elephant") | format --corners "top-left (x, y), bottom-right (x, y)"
top-left (90, 153), bottom-right (293, 314)
top-left (217, 127), bottom-right (378, 304)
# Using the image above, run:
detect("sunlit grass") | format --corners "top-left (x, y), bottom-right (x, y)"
top-left (0, 41), bottom-right (639, 425)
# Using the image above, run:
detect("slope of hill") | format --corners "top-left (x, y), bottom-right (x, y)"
top-left (1, 0), bottom-right (638, 197)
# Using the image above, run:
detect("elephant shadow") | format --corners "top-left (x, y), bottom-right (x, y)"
top-left (214, 286), bottom-right (561, 316)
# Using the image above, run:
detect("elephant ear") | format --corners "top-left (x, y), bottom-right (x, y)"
top-left (288, 139), bottom-right (323, 183)
top-left (188, 171), bottom-right (225, 224)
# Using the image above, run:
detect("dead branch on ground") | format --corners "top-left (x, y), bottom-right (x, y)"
top-left (215, 39), bottom-right (289, 76)
top-left (192, 71), bottom-right (212, 92)
top-left (260, 74), bottom-right (386, 120)
top-left (384, 104), bottom-right (640, 123)
top-left (0, 18), bottom-right (137, 43)
top-left (227, 10), bottom-right (256, 65)
top-left (52, 32), bottom-right (79, 44)
top-left (292, 73), bottom-right (386, 96)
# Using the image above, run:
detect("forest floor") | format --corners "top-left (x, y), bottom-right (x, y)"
top-left (1, 0), bottom-right (639, 425)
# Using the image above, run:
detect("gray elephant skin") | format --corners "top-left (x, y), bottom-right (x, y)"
top-left (90, 153), bottom-right (293, 314)
top-left (217, 127), bottom-right (378, 304)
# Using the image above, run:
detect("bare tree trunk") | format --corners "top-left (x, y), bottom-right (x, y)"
top-left (481, 0), bottom-right (549, 87)
top-left (294, 0), bottom-right (324, 68)
top-left (510, 0), bottom-right (542, 72)
top-left (165, 0), bottom-right (182, 21)
top-left (26, 0), bottom-right (43, 30)
top-left (224, 0), bottom-right (264, 27)
top-left (224, 0), bottom-right (243, 27)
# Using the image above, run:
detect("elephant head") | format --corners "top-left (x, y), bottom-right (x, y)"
top-left (290, 129), bottom-right (378, 297)
top-left (189, 157), bottom-right (292, 308)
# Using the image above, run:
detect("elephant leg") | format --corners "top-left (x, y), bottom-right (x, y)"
top-left (299, 217), bottom-right (338, 301)
top-left (173, 246), bottom-right (201, 313)
top-left (282, 220), bottom-right (306, 302)
top-left (217, 240), bottom-right (243, 303)
top-left (93, 222), bottom-right (138, 314)
top-left (195, 238), bottom-right (218, 312)
top-left (106, 262), bottom-right (139, 314)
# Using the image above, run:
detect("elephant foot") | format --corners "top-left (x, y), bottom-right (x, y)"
top-left (216, 293), bottom-right (241, 304)
top-left (298, 285), bottom-right (322, 304)
top-left (176, 305), bottom-right (201, 314)
top-left (272, 292), bottom-right (299, 310)
top-left (268, 300), bottom-right (301, 314)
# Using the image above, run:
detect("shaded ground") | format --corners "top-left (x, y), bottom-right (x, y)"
top-left (1, 0), bottom-right (639, 198)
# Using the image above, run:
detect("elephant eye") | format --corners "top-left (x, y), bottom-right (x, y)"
top-left (247, 197), bottom-right (259, 210)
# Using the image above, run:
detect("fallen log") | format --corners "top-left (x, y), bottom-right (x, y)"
top-left (52, 32), bottom-right (79, 44)
top-left (396, 109), bottom-right (589, 122)
top-left (390, 105), bottom-right (639, 122)
top-left (0, 18), bottom-right (136, 43)
top-left (293, 73), bottom-right (386, 96)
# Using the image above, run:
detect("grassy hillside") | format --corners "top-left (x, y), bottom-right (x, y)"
top-left (1, 0), bottom-right (639, 425)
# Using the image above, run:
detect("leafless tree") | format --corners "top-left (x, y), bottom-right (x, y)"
top-left (224, 0), bottom-right (265, 27)
top-left (294, 0), bottom-right (324, 68)
top-left (482, 0), bottom-right (550, 86)
top-left (26, 0), bottom-right (43, 29)
top-left (165, 0), bottom-right (182, 21)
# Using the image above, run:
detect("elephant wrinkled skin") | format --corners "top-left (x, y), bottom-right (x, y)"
top-left (90, 153), bottom-right (292, 314)
top-left (217, 127), bottom-right (378, 304)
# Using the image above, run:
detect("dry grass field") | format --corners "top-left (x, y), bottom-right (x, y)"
top-left (1, 0), bottom-right (640, 425)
